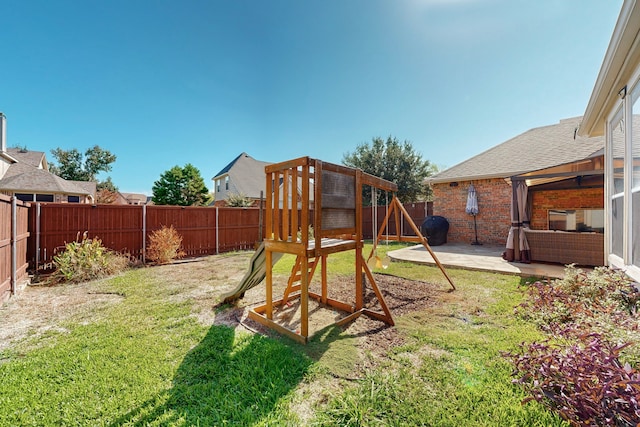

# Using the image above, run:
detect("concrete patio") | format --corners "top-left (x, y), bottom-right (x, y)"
top-left (388, 242), bottom-right (569, 279)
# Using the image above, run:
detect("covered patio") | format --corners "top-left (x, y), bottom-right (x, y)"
top-left (502, 152), bottom-right (605, 267)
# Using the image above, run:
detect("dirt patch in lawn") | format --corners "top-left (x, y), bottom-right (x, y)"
top-left (0, 252), bottom-right (449, 373)
top-left (0, 279), bottom-right (124, 353)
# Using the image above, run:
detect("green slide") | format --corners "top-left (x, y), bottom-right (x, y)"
top-left (221, 242), bottom-right (283, 304)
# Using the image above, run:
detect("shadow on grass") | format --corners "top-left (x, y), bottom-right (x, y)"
top-left (109, 324), bottom-right (316, 426)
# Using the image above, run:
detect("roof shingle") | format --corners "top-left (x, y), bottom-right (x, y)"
top-left (429, 117), bottom-right (604, 183)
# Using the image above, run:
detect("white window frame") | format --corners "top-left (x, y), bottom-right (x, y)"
top-left (606, 65), bottom-right (640, 281)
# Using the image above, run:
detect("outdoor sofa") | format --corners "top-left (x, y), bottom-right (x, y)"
top-left (524, 229), bottom-right (605, 267)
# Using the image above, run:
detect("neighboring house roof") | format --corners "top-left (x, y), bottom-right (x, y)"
top-left (72, 180), bottom-right (97, 198)
top-left (212, 152), bottom-right (272, 199)
top-left (0, 148), bottom-right (94, 197)
top-left (120, 192), bottom-right (148, 204)
top-left (0, 163), bottom-right (92, 195)
top-left (429, 117), bottom-right (604, 184)
top-left (5, 147), bottom-right (47, 169)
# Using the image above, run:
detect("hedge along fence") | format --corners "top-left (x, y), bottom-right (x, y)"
top-left (26, 201), bottom-right (433, 272)
top-left (0, 194), bottom-right (30, 302)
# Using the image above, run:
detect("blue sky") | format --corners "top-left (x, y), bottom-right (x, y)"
top-left (1, 0), bottom-right (622, 195)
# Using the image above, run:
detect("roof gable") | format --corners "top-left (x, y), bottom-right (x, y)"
top-left (6, 147), bottom-right (47, 169)
top-left (430, 117), bottom-right (604, 183)
top-left (0, 164), bottom-right (91, 194)
top-left (213, 152), bottom-right (272, 198)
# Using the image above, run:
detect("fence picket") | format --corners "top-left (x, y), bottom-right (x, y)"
top-left (1, 194), bottom-right (29, 302)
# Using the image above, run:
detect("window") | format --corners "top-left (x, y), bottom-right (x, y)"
top-left (632, 88), bottom-right (640, 267)
top-left (35, 194), bottom-right (54, 202)
top-left (216, 179), bottom-right (220, 192)
top-left (610, 110), bottom-right (625, 258)
top-left (225, 176), bottom-right (229, 190)
top-left (15, 193), bottom-right (34, 202)
top-left (68, 195), bottom-right (80, 203)
top-left (548, 209), bottom-right (604, 233)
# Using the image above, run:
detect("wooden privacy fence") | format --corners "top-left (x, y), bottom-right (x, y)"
top-left (0, 195), bottom-right (30, 302)
top-left (28, 204), bottom-right (262, 270)
top-left (27, 201), bottom-right (432, 271)
top-left (362, 201), bottom-right (432, 240)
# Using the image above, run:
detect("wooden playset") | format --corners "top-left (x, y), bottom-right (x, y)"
top-left (227, 156), bottom-right (453, 344)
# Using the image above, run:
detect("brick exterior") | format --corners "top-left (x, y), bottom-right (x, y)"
top-left (530, 187), bottom-right (604, 230)
top-left (432, 178), bottom-right (512, 245)
top-left (433, 180), bottom-right (605, 245)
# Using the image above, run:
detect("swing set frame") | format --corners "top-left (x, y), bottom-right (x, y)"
top-left (247, 156), bottom-right (454, 344)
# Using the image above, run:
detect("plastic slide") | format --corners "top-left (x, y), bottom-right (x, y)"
top-left (221, 242), bottom-right (283, 304)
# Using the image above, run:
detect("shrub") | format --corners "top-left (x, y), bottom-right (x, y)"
top-left (508, 266), bottom-right (640, 425)
top-left (146, 225), bottom-right (185, 265)
top-left (226, 193), bottom-right (253, 207)
top-left (516, 266), bottom-right (640, 344)
top-left (52, 233), bottom-right (130, 283)
top-left (508, 334), bottom-right (640, 426)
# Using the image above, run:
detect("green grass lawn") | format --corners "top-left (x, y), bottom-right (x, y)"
top-left (0, 244), bottom-right (567, 426)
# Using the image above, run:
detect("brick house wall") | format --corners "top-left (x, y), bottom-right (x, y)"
top-left (530, 187), bottom-right (604, 230)
top-left (432, 178), bottom-right (512, 245)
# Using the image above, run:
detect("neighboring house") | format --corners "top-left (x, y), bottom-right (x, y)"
top-left (0, 114), bottom-right (16, 179)
top-left (212, 152), bottom-right (272, 207)
top-left (578, 0), bottom-right (640, 281)
top-left (119, 192), bottom-right (148, 205)
top-left (0, 113), bottom-right (95, 203)
top-left (428, 116), bottom-right (604, 246)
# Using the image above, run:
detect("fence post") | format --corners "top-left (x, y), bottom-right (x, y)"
top-left (215, 206), bottom-right (219, 254)
top-left (142, 204), bottom-right (146, 264)
top-left (35, 203), bottom-right (41, 273)
top-left (10, 196), bottom-right (16, 295)
top-left (258, 191), bottom-right (264, 242)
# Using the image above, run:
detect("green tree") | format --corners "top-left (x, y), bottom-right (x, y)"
top-left (50, 145), bottom-right (117, 188)
top-left (96, 176), bottom-right (118, 192)
top-left (152, 163), bottom-right (211, 206)
top-left (342, 136), bottom-right (437, 204)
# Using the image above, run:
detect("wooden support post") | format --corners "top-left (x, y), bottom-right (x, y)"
top-left (283, 168), bottom-right (290, 240)
top-left (314, 160), bottom-right (322, 257)
top-left (266, 172), bottom-right (273, 239)
top-left (274, 171), bottom-right (281, 240)
top-left (266, 249), bottom-right (273, 319)
top-left (292, 168), bottom-right (298, 242)
top-left (393, 198), bottom-right (456, 291)
top-left (301, 256), bottom-right (309, 338)
top-left (301, 165), bottom-right (310, 244)
top-left (393, 197), bottom-right (401, 242)
top-left (362, 256), bottom-right (394, 325)
top-left (355, 244), bottom-right (363, 310)
top-left (321, 255), bottom-right (327, 304)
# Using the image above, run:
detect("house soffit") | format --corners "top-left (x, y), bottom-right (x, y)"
top-left (512, 155), bottom-right (605, 187)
